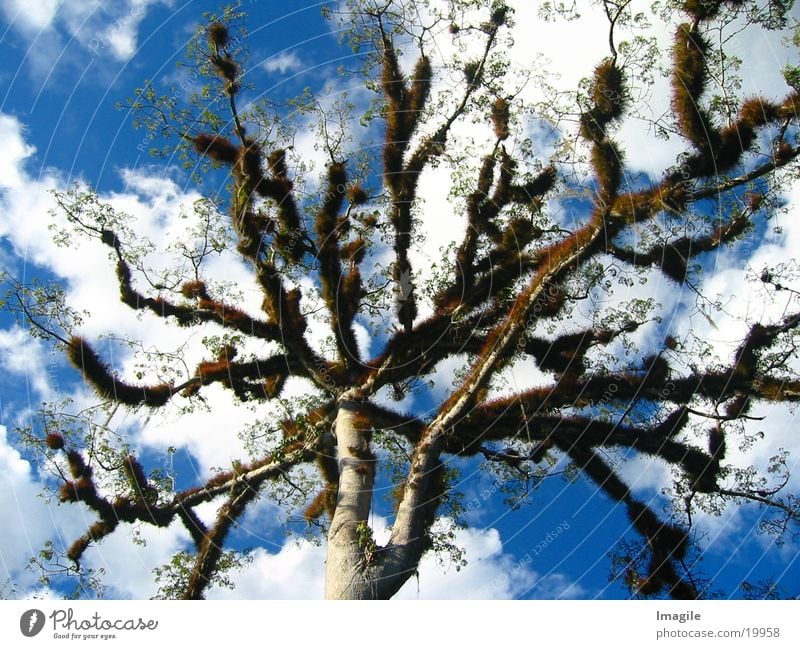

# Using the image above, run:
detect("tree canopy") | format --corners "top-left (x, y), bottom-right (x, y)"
top-left (5, 0), bottom-right (800, 600)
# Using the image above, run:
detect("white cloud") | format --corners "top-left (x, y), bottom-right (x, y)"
top-left (0, 119), bottom-right (202, 349)
top-left (0, 420), bottom-right (188, 599)
top-left (0, 328), bottom-right (57, 403)
top-left (0, 424), bottom-right (87, 597)
top-left (692, 400), bottom-right (800, 545)
top-left (1, 0), bottom-right (169, 64)
top-left (207, 537), bottom-right (326, 599)
top-left (504, 0), bottom-right (799, 176)
top-left (0, 0), bottom-right (60, 31)
top-left (84, 520), bottom-right (188, 598)
top-left (395, 523), bottom-right (583, 599)
top-left (0, 114), bottom-right (37, 190)
top-left (262, 51), bottom-right (303, 75)
top-left (134, 385), bottom-right (268, 475)
top-left (206, 517), bottom-right (574, 599)
top-left (98, 0), bottom-right (172, 61)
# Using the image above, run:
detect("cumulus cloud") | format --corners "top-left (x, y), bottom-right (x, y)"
top-left (0, 115), bottom-right (37, 188)
top-left (0, 116), bottom-right (197, 343)
top-left (0, 415), bottom-right (189, 599)
top-left (0, 112), bottom-right (297, 473)
top-left (262, 51), bottom-right (303, 75)
top-left (84, 521), bottom-right (189, 599)
top-left (507, 1), bottom-right (799, 176)
top-left (206, 517), bottom-right (577, 599)
top-left (0, 0), bottom-right (60, 31)
top-left (395, 523), bottom-right (584, 599)
top-left (0, 0), bottom-right (169, 64)
top-left (0, 328), bottom-right (58, 405)
top-left (0, 112), bottom-right (272, 594)
top-left (0, 424), bottom-right (87, 597)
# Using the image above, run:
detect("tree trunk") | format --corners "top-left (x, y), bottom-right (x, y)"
top-left (324, 395), bottom-right (444, 599)
top-left (324, 397), bottom-right (381, 599)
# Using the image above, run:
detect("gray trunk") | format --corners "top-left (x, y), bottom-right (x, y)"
top-left (324, 395), bottom-right (443, 599)
top-left (324, 398), bottom-right (380, 599)
top-left (323, 398), bottom-right (423, 599)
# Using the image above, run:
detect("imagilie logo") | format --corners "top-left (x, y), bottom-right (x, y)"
top-left (20, 609), bottom-right (46, 637)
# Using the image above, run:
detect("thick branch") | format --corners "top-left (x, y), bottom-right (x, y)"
top-left (562, 443), bottom-right (696, 599)
top-left (609, 210), bottom-right (751, 283)
top-left (106, 237), bottom-right (281, 341)
top-left (314, 163), bottom-right (362, 369)
top-left (183, 482), bottom-right (259, 599)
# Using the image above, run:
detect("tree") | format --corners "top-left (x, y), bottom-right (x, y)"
top-left (11, 0), bottom-right (800, 599)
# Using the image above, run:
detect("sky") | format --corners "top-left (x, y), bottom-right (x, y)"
top-left (0, 0), bottom-right (800, 600)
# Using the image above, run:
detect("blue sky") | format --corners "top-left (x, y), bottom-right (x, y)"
top-left (1, 0), bottom-right (800, 600)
